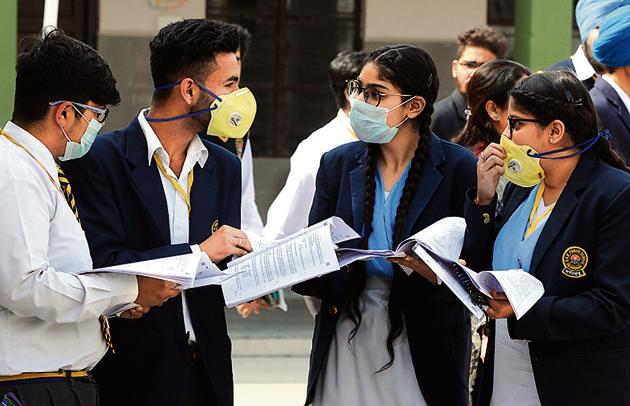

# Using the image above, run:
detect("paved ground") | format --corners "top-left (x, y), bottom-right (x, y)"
top-left (227, 293), bottom-right (313, 406)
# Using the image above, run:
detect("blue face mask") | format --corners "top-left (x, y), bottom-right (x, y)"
top-left (58, 106), bottom-right (103, 161)
top-left (349, 97), bottom-right (412, 144)
top-left (145, 80), bottom-right (221, 123)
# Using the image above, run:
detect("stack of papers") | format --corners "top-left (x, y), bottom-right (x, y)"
top-left (79, 251), bottom-right (231, 290)
top-left (220, 217), bottom-right (360, 307)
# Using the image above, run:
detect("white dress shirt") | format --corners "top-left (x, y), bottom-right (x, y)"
top-left (570, 45), bottom-right (597, 82)
top-left (603, 74), bottom-right (630, 116)
top-left (264, 110), bottom-right (357, 240)
top-left (0, 121), bottom-right (138, 375)
top-left (138, 110), bottom-right (207, 342)
top-left (240, 140), bottom-right (264, 235)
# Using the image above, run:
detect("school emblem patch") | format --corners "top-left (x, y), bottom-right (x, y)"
top-left (211, 219), bottom-right (219, 234)
top-left (561, 246), bottom-right (588, 278)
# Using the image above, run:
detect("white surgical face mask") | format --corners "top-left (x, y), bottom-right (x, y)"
top-left (348, 97), bottom-right (412, 144)
top-left (58, 107), bottom-right (102, 161)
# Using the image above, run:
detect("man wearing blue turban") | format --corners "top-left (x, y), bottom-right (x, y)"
top-left (546, 0), bottom-right (629, 90)
top-left (590, 5), bottom-right (630, 163)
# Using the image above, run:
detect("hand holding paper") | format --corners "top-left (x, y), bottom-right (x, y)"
top-left (199, 225), bottom-right (253, 262)
top-left (135, 276), bottom-right (180, 307)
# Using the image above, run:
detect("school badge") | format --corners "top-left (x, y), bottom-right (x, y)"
top-left (211, 219), bottom-right (219, 234)
top-left (561, 246), bottom-right (588, 278)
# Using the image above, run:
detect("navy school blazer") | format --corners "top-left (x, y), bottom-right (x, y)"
top-left (61, 118), bottom-right (241, 406)
top-left (293, 134), bottom-right (478, 406)
top-left (464, 151), bottom-right (630, 406)
top-left (590, 77), bottom-right (630, 164)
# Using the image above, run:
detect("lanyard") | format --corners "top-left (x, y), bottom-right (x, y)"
top-left (153, 152), bottom-right (194, 215)
top-left (525, 183), bottom-right (555, 239)
top-left (1, 129), bottom-right (61, 193)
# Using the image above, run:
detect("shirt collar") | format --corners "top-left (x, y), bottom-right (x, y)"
top-left (137, 109), bottom-right (208, 168)
top-left (2, 121), bottom-right (59, 182)
top-left (570, 45), bottom-right (597, 81)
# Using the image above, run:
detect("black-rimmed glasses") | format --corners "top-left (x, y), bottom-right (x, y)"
top-left (457, 60), bottom-right (485, 70)
top-left (507, 115), bottom-right (548, 137)
top-left (346, 79), bottom-right (412, 107)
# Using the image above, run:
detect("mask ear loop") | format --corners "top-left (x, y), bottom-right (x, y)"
top-left (389, 96), bottom-right (416, 128)
top-left (527, 129), bottom-right (610, 160)
top-left (147, 80), bottom-right (223, 123)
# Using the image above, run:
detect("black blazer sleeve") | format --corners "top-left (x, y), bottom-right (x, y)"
top-left (508, 185), bottom-right (630, 342)
top-left (62, 150), bottom-right (192, 268)
top-left (462, 188), bottom-right (498, 272)
top-left (292, 154), bottom-right (334, 298)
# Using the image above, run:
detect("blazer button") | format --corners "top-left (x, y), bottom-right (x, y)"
top-left (328, 305), bottom-right (338, 315)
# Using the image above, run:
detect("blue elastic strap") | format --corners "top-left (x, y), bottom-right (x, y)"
top-left (146, 80), bottom-right (222, 123)
top-left (527, 129), bottom-right (611, 160)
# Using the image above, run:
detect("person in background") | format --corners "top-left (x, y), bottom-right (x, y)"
top-left (454, 60), bottom-right (531, 157)
top-left (0, 30), bottom-right (177, 406)
top-left (264, 50), bottom-right (366, 317)
top-left (61, 19), bottom-right (253, 406)
top-left (431, 26), bottom-right (508, 140)
top-left (204, 23), bottom-right (264, 237)
top-left (546, 0), bottom-right (629, 90)
top-left (200, 23), bottom-right (276, 317)
top-left (590, 5), bottom-right (630, 163)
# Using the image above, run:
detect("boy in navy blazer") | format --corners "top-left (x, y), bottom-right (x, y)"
top-left (61, 19), bottom-right (254, 406)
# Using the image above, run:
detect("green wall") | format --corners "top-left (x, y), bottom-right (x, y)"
top-left (0, 0), bottom-right (17, 126)
top-left (515, 0), bottom-right (574, 71)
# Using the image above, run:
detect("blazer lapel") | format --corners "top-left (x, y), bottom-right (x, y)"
top-left (498, 185), bottom-right (531, 228)
top-left (349, 146), bottom-right (367, 235)
top-left (125, 119), bottom-right (171, 243)
top-left (529, 152), bottom-right (597, 275)
top-left (189, 155), bottom-right (217, 243)
top-left (401, 134), bottom-right (444, 238)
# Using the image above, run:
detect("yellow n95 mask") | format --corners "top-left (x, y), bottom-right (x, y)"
top-left (500, 135), bottom-right (545, 188)
top-left (207, 87), bottom-right (257, 140)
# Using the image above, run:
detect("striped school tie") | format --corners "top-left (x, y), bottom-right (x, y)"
top-left (57, 166), bottom-right (115, 353)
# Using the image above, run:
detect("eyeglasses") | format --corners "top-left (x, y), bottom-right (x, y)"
top-left (457, 60), bottom-right (485, 70)
top-left (346, 79), bottom-right (412, 107)
top-left (49, 100), bottom-right (110, 123)
top-left (507, 115), bottom-right (548, 137)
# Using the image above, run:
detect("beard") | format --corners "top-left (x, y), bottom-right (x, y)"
top-left (189, 92), bottom-right (213, 133)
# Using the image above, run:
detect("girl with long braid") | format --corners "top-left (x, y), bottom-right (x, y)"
top-left (467, 71), bottom-right (630, 406)
top-left (293, 45), bottom-right (477, 406)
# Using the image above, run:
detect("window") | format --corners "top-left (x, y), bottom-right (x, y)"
top-left (207, 0), bottom-right (364, 157)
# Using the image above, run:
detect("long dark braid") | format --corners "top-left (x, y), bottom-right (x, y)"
top-left (511, 71), bottom-right (629, 172)
top-left (344, 45), bottom-right (439, 371)
top-left (346, 143), bottom-right (377, 342)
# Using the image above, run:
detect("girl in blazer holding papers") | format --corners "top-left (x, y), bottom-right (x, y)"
top-left (466, 71), bottom-right (630, 406)
top-left (293, 45), bottom-right (477, 406)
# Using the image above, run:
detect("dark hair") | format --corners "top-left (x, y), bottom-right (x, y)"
top-left (328, 51), bottom-right (367, 110)
top-left (233, 23), bottom-right (252, 61)
top-left (347, 45), bottom-right (439, 372)
top-left (12, 29), bottom-right (120, 124)
top-left (455, 26), bottom-right (509, 59)
top-left (510, 71), bottom-right (629, 171)
top-left (454, 59), bottom-right (530, 154)
top-left (150, 19), bottom-right (239, 103)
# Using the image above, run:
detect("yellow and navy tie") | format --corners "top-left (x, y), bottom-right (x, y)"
top-left (57, 167), bottom-right (80, 222)
top-left (57, 166), bottom-right (115, 353)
